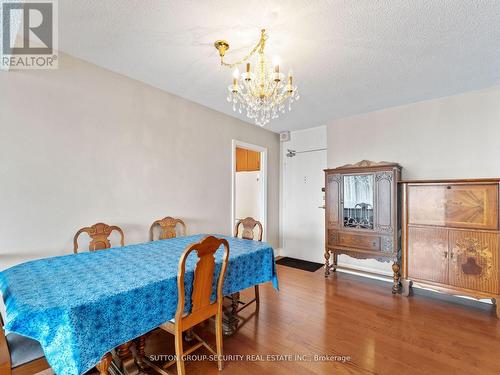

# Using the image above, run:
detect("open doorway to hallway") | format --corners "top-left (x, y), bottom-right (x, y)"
top-left (231, 140), bottom-right (267, 241)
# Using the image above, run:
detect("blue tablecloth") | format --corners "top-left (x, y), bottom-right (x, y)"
top-left (0, 234), bottom-right (278, 375)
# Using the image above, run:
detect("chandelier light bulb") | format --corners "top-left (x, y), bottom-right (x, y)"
top-left (231, 68), bottom-right (239, 93)
top-left (272, 55), bottom-right (280, 72)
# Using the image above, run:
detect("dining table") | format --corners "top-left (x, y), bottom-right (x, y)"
top-left (0, 234), bottom-right (279, 375)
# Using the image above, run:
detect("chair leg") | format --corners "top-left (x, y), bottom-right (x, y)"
top-left (254, 285), bottom-right (260, 311)
top-left (175, 329), bottom-right (185, 375)
top-left (96, 352), bottom-right (112, 375)
top-left (215, 312), bottom-right (224, 371)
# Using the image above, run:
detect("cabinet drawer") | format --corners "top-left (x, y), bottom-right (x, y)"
top-left (407, 184), bottom-right (499, 230)
top-left (338, 233), bottom-right (380, 251)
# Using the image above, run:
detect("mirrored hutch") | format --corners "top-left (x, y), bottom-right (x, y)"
top-left (324, 160), bottom-right (402, 293)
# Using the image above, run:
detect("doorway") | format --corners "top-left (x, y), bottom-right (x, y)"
top-left (231, 140), bottom-right (267, 241)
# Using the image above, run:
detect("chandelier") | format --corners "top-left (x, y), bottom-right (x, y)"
top-left (214, 29), bottom-right (299, 127)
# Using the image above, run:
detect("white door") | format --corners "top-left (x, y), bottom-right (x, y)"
top-left (283, 149), bottom-right (326, 263)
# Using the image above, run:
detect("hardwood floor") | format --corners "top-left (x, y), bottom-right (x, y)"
top-left (128, 265), bottom-right (500, 374)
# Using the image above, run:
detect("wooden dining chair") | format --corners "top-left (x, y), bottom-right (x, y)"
top-left (149, 217), bottom-right (187, 241)
top-left (73, 222), bottom-right (125, 253)
top-left (233, 217), bottom-right (263, 312)
top-left (235, 217), bottom-right (263, 242)
top-left (145, 236), bottom-right (229, 375)
top-left (0, 315), bottom-right (50, 375)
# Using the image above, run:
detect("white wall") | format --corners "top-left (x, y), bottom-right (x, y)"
top-left (328, 85), bottom-right (500, 179)
top-left (0, 53), bottom-right (280, 270)
top-left (235, 171), bottom-right (261, 220)
top-left (327, 84), bottom-right (500, 274)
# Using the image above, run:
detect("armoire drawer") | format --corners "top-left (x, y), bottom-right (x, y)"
top-left (338, 233), bottom-right (380, 251)
top-left (407, 183), bottom-right (499, 230)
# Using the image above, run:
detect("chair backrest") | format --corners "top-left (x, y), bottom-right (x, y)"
top-left (149, 217), bottom-right (187, 241)
top-left (175, 236), bottom-right (229, 329)
top-left (234, 217), bottom-right (263, 241)
top-left (73, 223), bottom-right (125, 253)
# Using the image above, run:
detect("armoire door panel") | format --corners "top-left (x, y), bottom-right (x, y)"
top-left (407, 226), bottom-right (449, 284)
top-left (448, 230), bottom-right (499, 294)
top-left (375, 171), bottom-right (394, 232)
top-left (326, 173), bottom-right (341, 228)
top-left (408, 184), bottom-right (499, 230)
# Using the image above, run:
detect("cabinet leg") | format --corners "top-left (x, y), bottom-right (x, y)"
top-left (493, 298), bottom-right (500, 319)
top-left (324, 250), bottom-right (331, 277)
top-left (392, 262), bottom-right (400, 294)
top-left (401, 279), bottom-right (412, 297)
top-left (331, 253), bottom-right (338, 272)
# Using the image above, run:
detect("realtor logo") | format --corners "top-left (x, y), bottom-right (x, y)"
top-left (1, 0), bottom-right (58, 69)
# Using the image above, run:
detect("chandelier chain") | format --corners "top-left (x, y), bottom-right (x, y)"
top-left (219, 29), bottom-right (267, 68)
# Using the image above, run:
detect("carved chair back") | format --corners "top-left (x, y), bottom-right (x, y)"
top-left (175, 236), bottom-right (229, 328)
top-left (234, 217), bottom-right (263, 241)
top-left (149, 217), bottom-right (187, 241)
top-left (73, 223), bottom-right (125, 253)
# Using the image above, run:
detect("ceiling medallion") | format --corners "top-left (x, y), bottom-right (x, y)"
top-left (214, 29), bottom-right (299, 127)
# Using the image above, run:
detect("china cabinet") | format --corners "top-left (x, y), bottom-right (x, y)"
top-left (324, 160), bottom-right (402, 293)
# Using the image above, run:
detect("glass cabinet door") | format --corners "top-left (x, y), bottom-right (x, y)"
top-left (343, 174), bottom-right (374, 229)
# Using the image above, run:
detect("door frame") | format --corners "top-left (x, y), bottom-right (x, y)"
top-left (231, 139), bottom-right (268, 241)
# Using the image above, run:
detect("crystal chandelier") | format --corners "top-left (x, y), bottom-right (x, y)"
top-left (214, 29), bottom-right (299, 127)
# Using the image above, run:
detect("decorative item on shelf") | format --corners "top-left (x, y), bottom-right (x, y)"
top-left (400, 178), bottom-right (500, 319)
top-left (324, 160), bottom-right (402, 293)
top-left (214, 29), bottom-right (299, 127)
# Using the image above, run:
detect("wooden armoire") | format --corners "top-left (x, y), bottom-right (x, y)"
top-left (324, 160), bottom-right (402, 293)
top-left (401, 179), bottom-right (500, 318)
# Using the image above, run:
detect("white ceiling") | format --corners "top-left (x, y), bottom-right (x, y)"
top-left (59, 1), bottom-right (500, 132)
